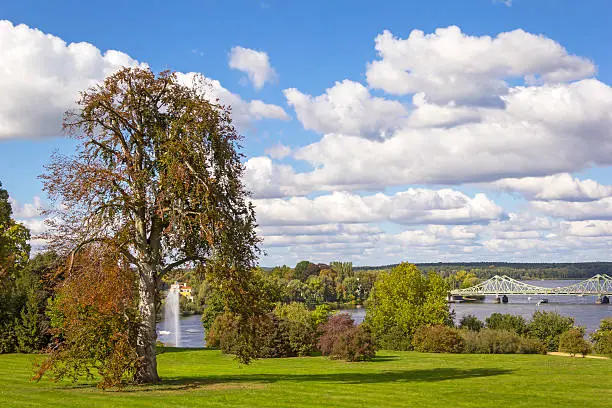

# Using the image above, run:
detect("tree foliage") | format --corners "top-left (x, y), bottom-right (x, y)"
top-left (485, 313), bottom-right (527, 335)
top-left (458, 314), bottom-right (484, 332)
top-left (559, 328), bottom-right (591, 357)
top-left (40, 68), bottom-right (261, 382)
top-left (591, 318), bottom-right (612, 356)
top-left (0, 181), bottom-right (30, 286)
top-left (34, 248), bottom-right (140, 389)
top-left (365, 263), bottom-right (450, 350)
top-left (0, 181), bottom-right (38, 354)
top-left (527, 311), bottom-right (574, 352)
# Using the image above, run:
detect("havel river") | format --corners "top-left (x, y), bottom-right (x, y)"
top-left (158, 280), bottom-right (611, 348)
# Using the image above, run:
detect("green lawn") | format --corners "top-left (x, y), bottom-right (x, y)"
top-left (0, 349), bottom-right (610, 407)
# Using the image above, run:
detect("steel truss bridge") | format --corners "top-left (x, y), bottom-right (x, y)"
top-left (450, 274), bottom-right (612, 297)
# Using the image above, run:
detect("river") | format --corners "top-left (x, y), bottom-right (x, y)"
top-left (157, 314), bottom-right (206, 348)
top-left (158, 279), bottom-right (611, 347)
top-left (342, 279), bottom-right (612, 333)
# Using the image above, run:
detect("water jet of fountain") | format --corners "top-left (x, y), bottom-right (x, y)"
top-left (163, 286), bottom-right (181, 347)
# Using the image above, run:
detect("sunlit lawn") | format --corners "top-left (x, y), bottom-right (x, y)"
top-left (0, 349), bottom-right (610, 407)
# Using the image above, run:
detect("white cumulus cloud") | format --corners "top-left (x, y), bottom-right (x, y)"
top-left (252, 189), bottom-right (503, 226)
top-left (0, 20), bottom-right (288, 139)
top-left (228, 46), bottom-right (277, 90)
top-left (366, 26), bottom-right (595, 106)
top-left (284, 80), bottom-right (407, 139)
top-left (492, 173), bottom-right (612, 201)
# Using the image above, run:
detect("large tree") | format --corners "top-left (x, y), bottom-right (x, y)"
top-left (365, 263), bottom-right (450, 350)
top-left (42, 68), bottom-right (260, 383)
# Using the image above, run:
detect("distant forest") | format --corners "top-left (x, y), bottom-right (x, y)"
top-left (353, 262), bottom-right (612, 280)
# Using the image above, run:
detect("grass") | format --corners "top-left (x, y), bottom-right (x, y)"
top-left (0, 349), bottom-right (610, 407)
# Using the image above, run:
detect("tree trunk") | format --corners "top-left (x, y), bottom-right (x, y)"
top-left (134, 265), bottom-right (160, 383)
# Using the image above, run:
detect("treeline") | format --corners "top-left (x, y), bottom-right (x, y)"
top-left (0, 182), bottom-right (56, 353)
top-left (166, 261), bottom-right (379, 317)
top-left (355, 262), bottom-right (612, 280)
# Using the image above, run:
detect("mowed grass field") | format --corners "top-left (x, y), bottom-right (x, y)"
top-left (0, 349), bottom-right (610, 408)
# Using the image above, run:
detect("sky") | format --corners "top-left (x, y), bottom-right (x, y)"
top-left (2, 0), bottom-right (612, 267)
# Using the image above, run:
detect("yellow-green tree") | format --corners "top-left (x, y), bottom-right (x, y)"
top-left (366, 263), bottom-right (450, 350)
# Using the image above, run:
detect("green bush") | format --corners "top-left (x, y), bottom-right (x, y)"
top-left (485, 313), bottom-right (527, 335)
top-left (559, 328), bottom-right (591, 357)
top-left (206, 312), bottom-right (293, 358)
top-left (459, 314), bottom-right (484, 331)
top-left (274, 302), bottom-right (317, 356)
top-left (591, 318), bottom-right (612, 357)
top-left (461, 329), bottom-right (520, 354)
top-left (527, 311), bottom-right (574, 351)
top-left (461, 328), bottom-right (547, 355)
top-left (330, 325), bottom-right (377, 362)
top-left (0, 322), bottom-right (16, 353)
top-left (412, 325), bottom-right (464, 353)
top-left (517, 336), bottom-right (547, 355)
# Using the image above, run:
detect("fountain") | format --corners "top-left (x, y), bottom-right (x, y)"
top-left (163, 285), bottom-right (181, 347)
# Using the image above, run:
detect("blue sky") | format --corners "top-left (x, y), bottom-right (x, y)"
top-left (2, 0), bottom-right (612, 266)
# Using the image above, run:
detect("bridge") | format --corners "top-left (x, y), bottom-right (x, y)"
top-left (450, 274), bottom-right (612, 303)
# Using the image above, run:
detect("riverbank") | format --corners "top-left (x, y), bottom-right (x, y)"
top-left (2, 350), bottom-right (610, 407)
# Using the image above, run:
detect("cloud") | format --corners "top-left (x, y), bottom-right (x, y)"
top-left (289, 79), bottom-right (612, 191)
top-left (228, 46), bottom-right (277, 90)
top-left (284, 80), bottom-right (407, 139)
top-left (252, 189), bottom-right (503, 226)
top-left (366, 26), bottom-right (595, 106)
top-left (0, 20), bottom-right (142, 139)
top-left (531, 197), bottom-right (612, 221)
top-left (243, 157), bottom-right (301, 198)
top-left (492, 173), bottom-right (612, 201)
top-left (0, 20), bottom-right (288, 139)
top-left (560, 220), bottom-right (612, 237)
top-left (264, 143), bottom-right (292, 159)
top-left (9, 196), bottom-right (45, 218)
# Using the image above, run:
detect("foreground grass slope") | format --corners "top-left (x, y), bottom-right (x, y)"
top-left (0, 349), bottom-right (610, 408)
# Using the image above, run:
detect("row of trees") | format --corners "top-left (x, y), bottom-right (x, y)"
top-left (359, 262), bottom-right (612, 280)
top-left (0, 183), bottom-right (56, 354)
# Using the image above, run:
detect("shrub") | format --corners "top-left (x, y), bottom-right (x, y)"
top-left (485, 313), bottom-right (527, 335)
top-left (517, 336), bottom-right (547, 355)
top-left (330, 325), bottom-right (377, 362)
top-left (459, 314), bottom-right (484, 332)
top-left (461, 329), bottom-right (521, 354)
top-left (412, 325), bottom-right (464, 353)
top-left (377, 326), bottom-right (412, 351)
top-left (318, 313), bottom-right (354, 356)
top-left (559, 328), bottom-right (591, 357)
top-left (206, 312), bottom-right (293, 358)
top-left (591, 318), bottom-right (612, 357)
top-left (206, 312), bottom-right (238, 350)
top-left (527, 311), bottom-right (574, 351)
top-left (274, 302), bottom-right (317, 356)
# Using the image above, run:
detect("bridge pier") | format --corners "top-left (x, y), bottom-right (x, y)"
top-left (494, 295), bottom-right (509, 304)
top-left (597, 295), bottom-right (609, 304)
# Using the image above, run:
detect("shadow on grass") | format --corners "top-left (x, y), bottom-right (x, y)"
top-left (118, 367), bottom-right (513, 392)
top-left (156, 347), bottom-right (208, 354)
top-left (370, 355), bottom-right (401, 362)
